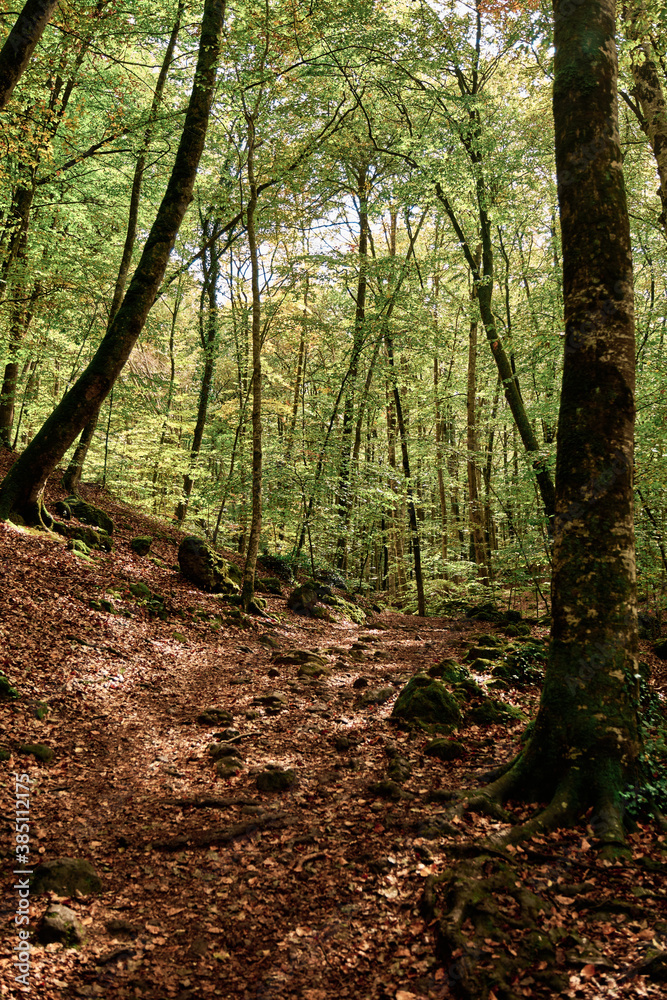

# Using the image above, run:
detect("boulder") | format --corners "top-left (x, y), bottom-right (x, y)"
top-left (391, 674), bottom-right (462, 732)
top-left (178, 536), bottom-right (241, 594)
top-left (57, 497), bottom-right (114, 535)
top-left (31, 857), bottom-right (102, 896)
top-left (287, 580), bottom-right (332, 615)
top-left (131, 536), bottom-right (153, 556)
top-left (425, 738), bottom-right (466, 761)
top-left (38, 904), bottom-right (85, 946)
top-left (256, 766), bottom-right (297, 792)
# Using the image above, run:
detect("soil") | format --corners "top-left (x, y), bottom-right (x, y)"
top-left (1, 462), bottom-right (666, 1000)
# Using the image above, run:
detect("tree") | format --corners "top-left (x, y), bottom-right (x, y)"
top-left (0, 0), bottom-right (58, 110)
top-left (466, 0), bottom-right (639, 846)
top-left (0, 0), bottom-right (226, 525)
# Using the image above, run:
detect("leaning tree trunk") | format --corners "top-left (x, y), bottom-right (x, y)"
top-left (0, 0), bottom-right (59, 110)
top-left (0, 0), bottom-right (226, 526)
top-left (477, 0), bottom-right (639, 847)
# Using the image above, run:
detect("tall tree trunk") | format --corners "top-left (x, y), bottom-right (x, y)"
top-left (0, 0), bottom-right (226, 525)
top-left (479, 0), bottom-right (639, 846)
top-left (466, 272), bottom-right (489, 581)
top-left (0, 0), bottom-right (59, 110)
top-left (385, 331), bottom-right (425, 617)
top-left (334, 163), bottom-right (369, 569)
top-left (175, 210), bottom-right (220, 524)
top-left (62, 2), bottom-right (184, 494)
top-left (240, 109), bottom-right (263, 611)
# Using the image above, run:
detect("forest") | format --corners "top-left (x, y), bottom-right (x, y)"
top-left (1, 0), bottom-right (667, 998)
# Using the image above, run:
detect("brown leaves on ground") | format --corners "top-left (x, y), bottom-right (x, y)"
top-left (0, 465), bottom-right (666, 1000)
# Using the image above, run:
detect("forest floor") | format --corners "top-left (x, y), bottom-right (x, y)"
top-left (1, 465), bottom-right (667, 1000)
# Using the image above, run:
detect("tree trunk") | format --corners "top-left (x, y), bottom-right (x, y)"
top-left (240, 110), bottom-right (263, 611)
top-left (0, 0), bottom-right (225, 525)
top-left (479, 0), bottom-right (639, 847)
top-left (385, 331), bottom-right (425, 617)
top-left (175, 210), bottom-right (219, 525)
top-left (0, 0), bottom-right (59, 110)
top-left (466, 276), bottom-right (489, 582)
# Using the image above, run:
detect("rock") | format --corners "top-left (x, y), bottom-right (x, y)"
top-left (67, 538), bottom-right (91, 557)
top-left (272, 648), bottom-right (327, 667)
top-left (55, 521), bottom-right (112, 551)
top-left (298, 661), bottom-right (330, 678)
top-left (60, 497), bottom-right (114, 535)
top-left (256, 766), bottom-right (297, 792)
top-left (465, 645), bottom-right (503, 662)
top-left (334, 735), bottom-right (356, 751)
top-left (253, 691), bottom-right (288, 708)
top-left (38, 904), bottom-right (85, 945)
top-left (131, 536), bottom-right (153, 556)
top-left (129, 581), bottom-right (152, 600)
top-left (425, 738), bottom-right (466, 761)
top-left (367, 779), bottom-right (410, 801)
top-left (391, 674), bottom-right (462, 731)
top-left (653, 637), bottom-right (667, 660)
top-left (267, 666), bottom-right (280, 678)
top-left (321, 593), bottom-right (366, 625)
top-left (255, 576), bottom-right (283, 595)
top-left (208, 743), bottom-right (244, 762)
top-left (178, 536), bottom-right (241, 594)
top-left (467, 698), bottom-right (526, 725)
top-left (258, 633), bottom-right (280, 649)
top-left (359, 686), bottom-right (394, 707)
top-left (213, 728), bottom-right (240, 741)
top-left (387, 756), bottom-right (412, 782)
top-left (287, 581), bottom-right (332, 616)
top-left (31, 858), bottom-right (102, 895)
top-left (257, 554), bottom-right (295, 580)
top-left (197, 708), bottom-right (233, 726)
top-left (353, 676), bottom-right (368, 689)
top-left (18, 743), bottom-right (54, 763)
top-left (0, 673), bottom-right (19, 699)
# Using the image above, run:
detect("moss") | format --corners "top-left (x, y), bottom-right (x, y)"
top-left (0, 673), bottom-right (19, 699)
top-left (18, 743), bottom-right (54, 763)
top-left (467, 698), bottom-right (526, 725)
top-left (391, 674), bottom-right (462, 732)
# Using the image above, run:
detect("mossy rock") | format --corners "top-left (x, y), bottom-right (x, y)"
top-left (469, 657), bottom-right (500, 674)
top-left (38, 904), bottom-right (85, 946)
top-left (391, 674), bottom-right (462, 732)
top-left (467, 698), bottom-right (526, 725)
top-left (428, 658), bottom-right (461, 679)
top-left (321, 594), bottom-right (366, 625)
top-left (129, 581), bottom-right (152, 600)
top-left (131, 536), bottom-right (153, 556)
top-left (0, 673), bottom-right (19, 699)
top-left (504, 623), bottom-right (532, 638)
top-left (425, 738), bottom-right (466, 761)
top-left (476, 633), bottom-right (503, 647)
top-left (255, 576), bottom-right (283, 595)
top-left (273, 649), bottom-right (327, 667)
top-left (287, 580), bottom-right (332, 615)
top-left (298, 661), bottom-right (330, 678)
top-left (198, 707), bottom-right (233, 726)
top-left (31, 857), bottom-right (102, 896)
top-left (67, 537), bottom-right (91, 557)
top-left (465, 645), bottom-right (503, 662)
top-left (55, 521), bottom-right (112, 551)
top-left (59, 497), bottom-right (114, 535)
top-left (18, 743), bottom-right (54, 763)
top-left (178, 536), bottom-right (241, 594)
top-left (359, 685), bottom-right (395, 707)
top-left (256, 766), bottom-right (297, 792)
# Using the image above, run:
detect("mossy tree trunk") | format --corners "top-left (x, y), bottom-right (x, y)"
top-left (0, 0), bottom-right (226, 526)
top-left (477, 0), bottom-right (640, 847)
top-left (0, 0), bottom-right (58, 110)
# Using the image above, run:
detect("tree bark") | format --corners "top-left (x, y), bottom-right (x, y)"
top-left (0, 0), bottom-right (226, 525)
top-left (479, 0), bottom-right (639, 847)
top-left (0, 0), bottom-right (58, 110)
top-left (240, 111), bottom-right (263, 612)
